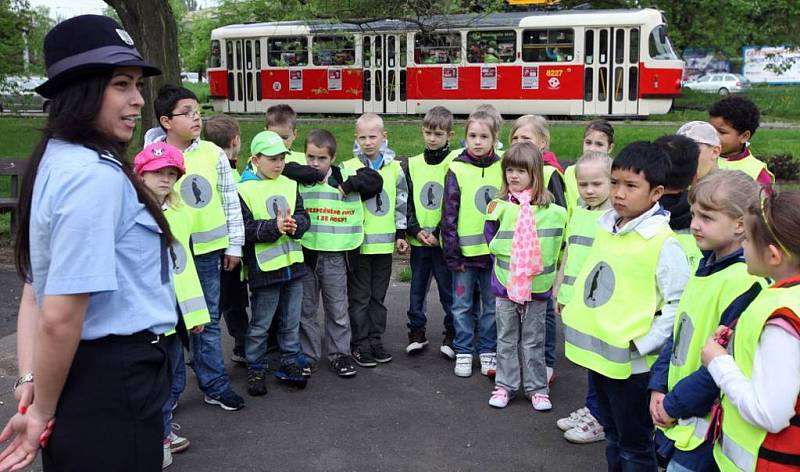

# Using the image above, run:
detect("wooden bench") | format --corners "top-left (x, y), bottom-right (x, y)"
top-left (0, 159), bottom-right (28, 234)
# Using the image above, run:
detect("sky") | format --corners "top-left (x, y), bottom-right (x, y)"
top-left (29, 0), bottom-right (219, 19)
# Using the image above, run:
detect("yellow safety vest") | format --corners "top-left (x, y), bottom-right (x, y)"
top-left (556, 206), bottom-right (606, 306)
top-left (713, 284), bottom-right (800, 471)
top-left (237, 175), bottom-right (304, 272)
top-left (286, 150), bottom-right (306, 165)
top-left (175, 140), bottom-right (229, 255)
top-left (164, 205), bottom-right (211, 333)
top-left (449, 159), bottom-right (503, 257)
top-left (343, 157), bottom-right (400, 254)
top-left (675, 230), bottom-right (703, 272)
top-left (486, 199), bottom-right (566, 293)
top-left (563, 165), bottom-right (581, 217)
top-left (543, 165), bottom-right (561, 189)
top-left (407, 152), bottom-right (457, 246)
top-left (562, 224), bottom-right (674, 379)
top-left (718, 154), bottom-right (774, 183)
top-left (299, 166), bottom-right (364, 251)
top-left (662, 262), bottom-right (765, 452)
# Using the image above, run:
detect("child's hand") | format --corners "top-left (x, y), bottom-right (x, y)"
top-left (555, 303), bottom-right (564, 315)
top-left (417, 230), bottom-right (433, 246)
top-left (656, 401), bottom-right (676, 427)
top-left (649, 391), bottom-right (674, 427)
top-left (396, 239), bottom-right (409, 254)
top-left (223, 255), bottom-right (240, 271)
top-left (276, 209), bottom-right (297, 235)
top-left (702, 334), bottom-right (729, 367)
top-left (426, 233), bottom-right (439, 246)
top-left (190, 325), bottom-right (205, 334)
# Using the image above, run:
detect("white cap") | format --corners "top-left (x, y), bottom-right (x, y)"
top-left (677, 121), bottom-right (721, 147)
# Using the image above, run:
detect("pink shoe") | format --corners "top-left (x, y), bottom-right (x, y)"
top-left (532, 393), bottom-right (552, 411)
top-left (488, 386), bottom-right (510, 408)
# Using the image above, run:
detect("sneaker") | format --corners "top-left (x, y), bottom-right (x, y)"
top-left (488, 386), bottom-right (510, 408)
top-left (330, 355), bottom-right (357, 377)
top-left (162, 439), bottom-right (173, 469)
top-left (564, 416), bottom-right (606, 444)
top-left (454, 354), bottom-right (473, 377)
top-left (440, 330), bottom-right (455, 359)
top-left (479, 353), bottom-right (497, 377)
top-left (231, 350), bottom-right (246, 365)
top-left (532, 393), bottom-right (553, 412)
top-left (547, 366), bottom-right (556, 385)
top-left (372, 345), bottom-right (393, 363)
top-left (352, 348), bottom-right (377, 368)
top-left (557, 407), bottom-right (590, 431)
top-left (297, 353), bottom-right (317, 376)
top-left (168, 427), bottom-right (190, 454)
top-left (246, 369), bottom-right (268, 397)
top-left (405, 328), bottom-right (429, 354)
top-left (273, 363), bottom-right (309, 389)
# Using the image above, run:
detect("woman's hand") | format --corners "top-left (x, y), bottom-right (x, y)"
top-left (0, 406), bottom-right (55, 472)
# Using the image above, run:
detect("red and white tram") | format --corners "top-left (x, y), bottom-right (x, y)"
top-left (207, 9), bottom-right (684, 116)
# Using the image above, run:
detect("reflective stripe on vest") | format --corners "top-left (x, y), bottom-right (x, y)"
top-left (561, 225), bottom-right (673, 379)
top-left (175, 140), bottom-right (230, 255)
top-left (299, 167), bottom-right (364, 251)
top-left (164, 205), bottom-right (210, 333)
top-left (449, 159), bottom-right (502, 257)
top-left (343, 157), bottom-right (399, 254)
top-left (408, 151), bottom-right (457, 247)
top-left (237, 175), bottom-right (304, 272)
top-left (718, 154), bottom-right (774, 183)
top-left (557, 206), bottom-right (605, 306)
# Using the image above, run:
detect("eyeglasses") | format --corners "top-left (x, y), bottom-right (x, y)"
top-left (170, 110), bottom-right (201, 120)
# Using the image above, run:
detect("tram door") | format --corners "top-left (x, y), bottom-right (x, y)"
top-left (225, 38), bottom-right (262, 113)
top-left (583, 27), bottom-right (639, 115)
top-left (362, 34), bottom-right (407, 114)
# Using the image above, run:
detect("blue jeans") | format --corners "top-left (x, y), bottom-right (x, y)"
top-left (247, 278), bottom-right (303, 371)
top-left (451, 267), bottom-right (496, 355)
top-left (192, 250), bottom-right (233, 398)
top-left (586, 369), bottom-right (601, 420)
top-left (406, 246), bottom-right (454, 333)
top-left (162, 335), bottom-right (186, 438)
top-left (545, 297), bottom-right (556, 368)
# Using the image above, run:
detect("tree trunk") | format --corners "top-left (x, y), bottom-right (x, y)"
top-left (104, 0), bottom-right (182, 143)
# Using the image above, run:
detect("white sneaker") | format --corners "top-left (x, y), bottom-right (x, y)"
top-left (479, 352), bottom-right (497, 377)
top-left (564, 415), bottom-right (606, 444)
top-left (162, 440), bottom-right (173, 469)
top-left (440, 344), bottom-right (455, 359)
top-left (532, 393), bottom-right (553, 411)
top-left (454, 354), bottom-right (473, 377)
top-left (168, 430), bottom-right (190, 454)
top-left (557, 407), bottom-right (590, 431)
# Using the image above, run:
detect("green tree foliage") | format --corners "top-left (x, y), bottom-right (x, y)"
top-left (0, 0), bottom-right (54, 78)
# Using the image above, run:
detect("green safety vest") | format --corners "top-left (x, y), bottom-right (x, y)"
top-left (718, 154), bottom-right (774, 183)
top-left (449, 159), bottom-right (503, 257)
top-left (237, 175), bottom-right (304, 272)
top-left (486, 199), bottom-right (567, 293)
top-left (175, 140), bottom-right (229, 255)
top-left (407, 152), bottom-right (457, 247)
top-left (563, 165), bottom-right (581, 217)
top-left (675, 230), bottom-right (703, 272)
top-left (562, 224), bottom-right (674, 379)
top-left (286, 150), bottom-right (306, 165)
top-left (713, 284), bottom-right (800, 471)
top-left (164, 205), bottom-right (211, 334)
top-left (662, 262), bottom-right (765, 452)
top-left (343, 157), bottom-right (400, 254)
top-left (299, 166), bottom-right (364, 251)
top-left (556, 206), bottom-right (606, 306)
top-left (231, 166), bottom-right (241, 183)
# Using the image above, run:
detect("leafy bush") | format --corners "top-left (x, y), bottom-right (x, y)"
top-left (764, 154), bottom-right (799, 181)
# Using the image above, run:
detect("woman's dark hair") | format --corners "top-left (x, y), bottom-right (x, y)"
top-left (15, 72), bottom-right (173, 281)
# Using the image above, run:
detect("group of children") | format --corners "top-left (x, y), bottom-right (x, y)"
top-left (131, 87), bottom-right (799, 472)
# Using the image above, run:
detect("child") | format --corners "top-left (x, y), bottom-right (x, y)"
top-left (564, 120), bottom-right (615, 213)
top-left (265, 104), bottom-right (307, 164)
top-left (647, 170), bottom-right (764, 472)
top-left (562, 142), bottom-right (690, 470)
top-left (677, 121), bottom-right (722, 185)
top-left (554, 151), bottom-right (612, 443)
top-left (702, 191), bottom-right (800, 471)
top-left (134, 143), bottom-right (211, 467)
top-left (148, 84), bottom-right (245, 411)
top-left (343, 113), bottom-right (409, 366)
top-left (204, 114), bottom-right (250, 365)
top-left (404, 106), bottom-right (458, 357)
top-left (238, 131), bottom-right (310, 395)
top-left (485, 142), bottom-right (567, 411)
top-left (298, 129), bottom-right (382, 377)
top-left (708, 95), bottom-right (774, 189)
top-left (441, 109), bottom-right (503, 378)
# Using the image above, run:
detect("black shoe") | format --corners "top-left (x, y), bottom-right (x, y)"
top-left (231, 348), bottom-right (246, 366)
top-left (440, 330), bottom-right (455, 359)
top-left (246, 369), bottom-right (267, 397)
top-left (330, 355), bottom-right (357, 377)
top-left (273, 364), bottom-right (308, 389)
top-left (206, 388), bottom-right (246, 409)
top-left (405, 328), bottom-right (429, 355)
top-left (372, 345), bottom-right (393, 363)
top-left (351, 348), bottom-right (377, 368)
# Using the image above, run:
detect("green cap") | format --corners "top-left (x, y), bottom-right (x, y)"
top-left (251, 130), bottom-right (289, 157)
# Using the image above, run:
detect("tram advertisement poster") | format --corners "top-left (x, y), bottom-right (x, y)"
top-left (522, 66), bottom-right (539, 90)
top-left (289, 69), bottom-right (303, 91)
top-left (480, 66), bottom-right (497, 90)
top-left (328, 69), bottom-right (342, 91)
top-left (442, 67), bottom-right (458, 90)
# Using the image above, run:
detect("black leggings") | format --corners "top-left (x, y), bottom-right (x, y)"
top-left (42, 331), bottom-right (169, 472)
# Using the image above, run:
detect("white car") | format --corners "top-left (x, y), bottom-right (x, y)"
top-left (0, 76), bottom-right (49, 112)
top-left (683, 73), bottom-right (751, 95)
top-left (181, 72), bottom-right (201, 83)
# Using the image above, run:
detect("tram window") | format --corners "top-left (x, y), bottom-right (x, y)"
top-left (245, 40), bottom-right (253, 69)
top-left (414, 33), bottom-right (461, 65)
top-left (584, 68), bottom-right (593, 101)
top-left (313, 35), bottom-right (356, 66)
top-left (628, 66), bottom-right (638, 101)
top-left (614, 67), bottom-right (623, 101)
top-left (599, 30), bottom-right (608, 64)
top-left (630, 29), bottom-right (640, 63)
top-left (363, 70), bottom-right (371, 101)
top-left (598, 67), bottom-right (608, 101)
top-left (522, 29), bottom-right (574, 62)
top-left (388, 70), bottom-right (396, 101)
top-left (388, 36), bottom-right (396, 68)
top-left (247, 72), bottom-right (253, 101)
top-left (375, 72), bottom-right (382, 101)
top-left (614, 30), bottom-right (624, 64)
top-left (226, 41), bottom-right (233, 70)
top-left (267, 36), bottom-right (308, 67)
top-left (255, 41), bottom-right (262, 69)
top-left (467, 30), bottom-right (516, 63)
top-left (363, 37), bottom-right (372, 67)
top-left (211, 40), bottom-right (222, 68)
top-left (400, 35), bottom-right (407, 67)
top-left (648, 25), bottom-right (678, 60)
top-left (584, 30), bottom-right (594, 64)
top-left (400, 69), bottom-right (406, 101)
top-left (235, 41), bottom-right (242, 69)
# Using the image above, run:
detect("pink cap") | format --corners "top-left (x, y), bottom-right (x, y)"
top-left (134, 142), bottom-right (186, 176)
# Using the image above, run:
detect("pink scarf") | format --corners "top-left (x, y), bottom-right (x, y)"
top-left (507, 189), bottom-right (544, 304)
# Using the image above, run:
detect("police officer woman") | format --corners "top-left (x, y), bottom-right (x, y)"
top-left (0, 15), bottom-right (176, 471)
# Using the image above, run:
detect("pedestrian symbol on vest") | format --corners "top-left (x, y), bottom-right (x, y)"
top-left (180, 175), bottom-right (212, 209)
top-left (583, 261), bottom-right (614, 308)
top-left (265, 195), bottom-right (290, 219)
top-left (171, 240), bottom-right (187, 275)
top-left (366, 189), bottom-right (390, 216)
top-left (419, 182), bottom-right (444, 210)
top-left (473, 185), bottom-right (498, 214)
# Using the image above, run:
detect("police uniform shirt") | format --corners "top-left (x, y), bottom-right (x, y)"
top-left (29, 139), bottom-right (176, 340)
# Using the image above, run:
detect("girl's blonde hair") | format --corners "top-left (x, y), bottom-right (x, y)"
top-left (575, 150), bottom-right (612, 179)
top-left (498, 142), bottom-right (553, 205)
top-left (745, 190), bottom-right (800, 261)
top-left (471, 104), bottom-right (503, 134)
top-left (465, 109), bottom-right (500, 144)
top-left (510, 114), bottom-right (549, 149)
top-left (689, 170), bottom-right (758, 220)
